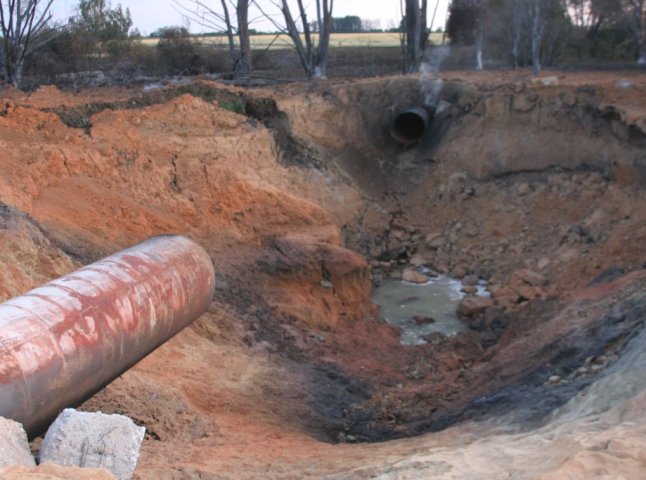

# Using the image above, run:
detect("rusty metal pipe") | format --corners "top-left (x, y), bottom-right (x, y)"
top-left (390, 107), bottom-right (434, 145)
top-left (0, 235), bottom-right (215, 436)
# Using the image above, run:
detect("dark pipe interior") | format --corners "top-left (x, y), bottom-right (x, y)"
top-left (391, 108), bottom-right (433, 145)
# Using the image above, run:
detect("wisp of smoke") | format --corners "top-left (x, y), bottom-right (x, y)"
top-left (419, 45), bottom-right (450, 108)
top-left (421, 44), bottom-right (450, 75)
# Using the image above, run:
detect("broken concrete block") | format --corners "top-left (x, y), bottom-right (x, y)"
top-left (39, 409), bottom-right (145, 480)
top-left (0, 417), bottom-right (36, 468)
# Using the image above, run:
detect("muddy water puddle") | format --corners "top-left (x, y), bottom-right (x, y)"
top-left (373, 276), bottom-right (466, 345)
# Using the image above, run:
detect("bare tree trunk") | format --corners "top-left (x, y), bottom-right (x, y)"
top-left (219, 0), bottom-right (237, 67)
top-left (419, 0), bottom-right (429, 61)
top-left (403, 0), bottom-right (431, 73)
top-left (511, 0), bottom-right (522, 68)
top-left (278, 0), bottom-right (311, 76)
top-left (639, 37), bottom-right (646, 64)
top-left (624, 0), bottom-right (646, 64)
top-left (274, 0), bottom-right (332, 79)
top-left (176, 0), bottom-right (251, 78)
top-left (405, 0), bottom-right (420, 72)
top-left (236, 0), bottom-right (251, 76)
top-left (475, 0), bottom-right (484, 70)
top-left (531, 0), bottom-right (542, 74)
top-left (314, 0), bottom-right (333, 78)
top-left (636, 0), bottom-right (645, 64)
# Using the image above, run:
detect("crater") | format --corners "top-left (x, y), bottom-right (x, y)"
top-left (3, 73), bottom-right (646, 478)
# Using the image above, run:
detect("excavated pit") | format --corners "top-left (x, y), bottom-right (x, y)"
top-left (1, 72), bottom-right (646, 478)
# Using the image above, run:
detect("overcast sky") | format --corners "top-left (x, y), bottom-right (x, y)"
top-left (51, 0), bottom-right (450, 36)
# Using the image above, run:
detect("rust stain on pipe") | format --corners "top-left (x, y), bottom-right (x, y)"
top-left (0, 235), bottom-right (215, 436)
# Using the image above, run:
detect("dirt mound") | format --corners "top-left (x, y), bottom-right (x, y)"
top-left (0, 71), bottom-right (645, 478)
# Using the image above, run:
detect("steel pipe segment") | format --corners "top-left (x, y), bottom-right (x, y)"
top-left (0, 235), bottom-right (215, 436)
top-left (390, 107), bottom-right (434, 145)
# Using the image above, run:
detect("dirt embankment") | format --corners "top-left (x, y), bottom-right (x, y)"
top-left (1, 70), bottom-right (645, 479)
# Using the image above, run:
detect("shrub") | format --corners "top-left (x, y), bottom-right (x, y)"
top-left (156, 27), bottom-right (197, 75)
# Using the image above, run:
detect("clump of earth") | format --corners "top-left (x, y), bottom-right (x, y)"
top-left (0, 70), bottom-right (645, 478)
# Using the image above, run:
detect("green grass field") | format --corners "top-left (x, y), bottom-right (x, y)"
top-left (142, 32), bottom-right (445, 49)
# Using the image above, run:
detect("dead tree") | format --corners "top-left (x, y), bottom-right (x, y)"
top-left (0, 0), bottom-right (54, 87)
top-left (619, 0), bottom-right (646, 63)
top-left (236, 0), bottom-right (250, 74)
top-left (175, 0), bottom-right (251, 76)
top-left (474, 0), bottom-right (485, 70)
top-left (445, 0), bottom-right (484, 71)
top-left (531, 0), bottom-right (544, 73)
top-left (510, 0), bottom-right (524, 68)
top-left (260, 0), bottom-right (333, 79)
top-left (402, 0), bottom-right (434, 72)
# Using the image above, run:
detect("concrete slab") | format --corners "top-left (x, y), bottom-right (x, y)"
top-left (0, 417), bottom-right (36, 468)
top-left (39, 409), bottom-right (145, 480)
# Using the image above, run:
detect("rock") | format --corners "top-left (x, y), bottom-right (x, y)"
top-left (402, 268), bottom-right (429, 284)
top-left (512, 81), bottom-right (526, 93)
top-left (457, 296), bottom-right (494, 319)
top-left (0, 417), bottom-right (35, 469)
top-left (40, 409), bottom-right (145, 480)
top-left (280, 324), bottom-right (309, 350)
top-left (461, 285), bottom-right (478, 295)
top-left (376, 246), bottom-right (407, 262)
top-left (595, 355), bottom-right (608, 365)
top-left (369, 244), bottom-right (383, 258)
top-left (515, 182), bottom-right (531, 196)
top-left (483, 306), bottom-right (506, 329)
top-left (512, 95), bottom-right (537, 113)
top-left (390, 229), bottom-right (409, 242)
top-left (530, 75), bottom-right (559, 86)
top-left (452, 265), bottom-right (467, 279)
top-left (413, 315), bottom-right (435, 325)
top-left (557, 245), bottom-right (579, 262)
top-left (616, 79), bottom-right (634, 89)
top-left (448, 171), bottom-right (467, 184)
top-left (492, 289), bottom-right (522, 309)
top-left (0, 464), bottom-right (116, 480)
top-left (576, 366), bottom-right (589, 376)
top-left (537, 257), bottom-right (550, 270)
top-left (513, 269), bottom-right (546, 287)
top-left (515, 284), bottom-right (542, 301)
top-left (462, 274), bottom-right (479, 286)
top-left (378, 261), bottom-right (393, 271)
top-left (409, 254), bottom-right (427, 267)
top-left (425, 232), bottom-right (444, 250)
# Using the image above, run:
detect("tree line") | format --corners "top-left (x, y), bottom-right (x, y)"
top-left (0, 0), bottom-right (644, 88)
top-left (447, 0), bottom-right (646, 73)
